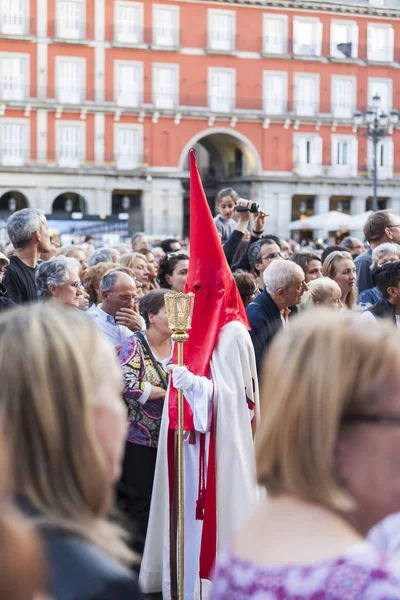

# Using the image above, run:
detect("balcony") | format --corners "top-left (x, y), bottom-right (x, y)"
top-left (0, 17), bottom-right (35, 37)
top-left (206, 33), bottom-right (240, 54)
top-left (0, 151), bottom-right (149, 173)
top-left (49, 20), bottom-right (93, 41)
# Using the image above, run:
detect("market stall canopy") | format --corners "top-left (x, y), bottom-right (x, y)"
top-left (289, 211), bottom-right (354, 231)
top-left (347, 211), bottom-right (374, 230)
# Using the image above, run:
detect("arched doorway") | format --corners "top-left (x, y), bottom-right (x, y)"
top-left (52, 192), bottom-right (87, 215)
top-left (179, 129), bottom-right (262, 235)
top-left (0, 190), bottom-right (29, 214)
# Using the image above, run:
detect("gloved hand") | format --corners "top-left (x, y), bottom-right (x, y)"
top-left (169, 365), bottom-right (196, 394)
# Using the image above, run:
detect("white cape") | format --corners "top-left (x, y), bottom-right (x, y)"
top-left (139, 321), bottom-right (260, 599)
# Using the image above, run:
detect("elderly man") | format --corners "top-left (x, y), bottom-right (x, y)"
top-left (246, 260), bottom-right (307, 373)
top-left (88, 270), bottom-right (142, 347)
top-left (4, 208), bottom-right (51, 304)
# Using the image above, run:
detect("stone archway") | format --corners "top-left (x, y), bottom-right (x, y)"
top-left (0, 190), bottom-right (29, 213)
top-left (52, 191), bottom-right (87, 214)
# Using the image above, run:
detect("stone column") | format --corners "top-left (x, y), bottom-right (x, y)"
top-left (350, 196), bottom-right (366, 239)
top-left (387, 197), bottom-right (400, 217)
top-left (251, 183), bottom-right (279, 235)
top-left (276, 192), bottom-right (292, 240)
top-left (142, 178), bottom-right (183, 236)
top-left (313, 195), bottom-right (330, 241)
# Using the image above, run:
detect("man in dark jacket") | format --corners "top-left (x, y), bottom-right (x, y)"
top-left (364, 260), bottom-right (400, 325)
top-left (356, 211), bottom-right (400, 293)
top-left (0, 252), bottom-right (16, 311)
top-left (246, 259), bottom-right (307, 373)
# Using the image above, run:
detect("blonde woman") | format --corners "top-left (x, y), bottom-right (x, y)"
top-left (211, 311), bottom-right (400, 598)
top-left (299, 277), bottom-right (342, 311)
top-left (322, 250), bottom-right (357, 309)
top-left (0, 305), bottom-right (141, 599)
top-left (120, 252), bottom-right (150, 293)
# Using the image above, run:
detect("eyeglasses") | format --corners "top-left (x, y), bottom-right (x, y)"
top-left (261, 252), bottom-right (282, 261)
top-left (342, 414), bottom-right (400, 426)
top-left (114, 294), bottom-right (139, 303)
top-left (67, 282), bottom-right (82, 290)
top-left (387, 225), bottom-right (400, 229)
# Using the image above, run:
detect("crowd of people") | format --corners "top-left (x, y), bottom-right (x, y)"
top-left (1, 193), bottom-right (400, 598)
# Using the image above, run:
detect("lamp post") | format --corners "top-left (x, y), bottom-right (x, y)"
top-left (353, 94), bottom-right (399, 213)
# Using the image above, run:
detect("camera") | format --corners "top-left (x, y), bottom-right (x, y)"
top-left (235, 202), bottom-right (260, 214)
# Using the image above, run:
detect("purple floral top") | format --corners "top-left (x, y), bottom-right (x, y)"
top-left (210, 542), bottom-right (400, 599)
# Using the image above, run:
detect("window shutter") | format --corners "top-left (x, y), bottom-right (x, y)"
top-left (1, 121), bottom-right (26, 166)
top-left (116, 63), bottom-right (141, 107)
top-left (58, 124), bottom-right (82, 167)
top-left (351, 23), bottom-right (358, 58)
top-left (313, 136), bottom-right (323, 166)
top-left (154, 7), bottom-right (177, 47)
top-left (0, 0), bottom-right (24, 34)
top-left (350, 138), bottom-right (358, 176)
top-left (387, 27), bottom-right (394, 62)
top-left (264, 72), bottom-right (285, 114)
top-left (386, 138), bottom-right (394, 172)
top-left (115, 3), bottom-right (141, 44)
top-left (154, 65), bottom-right (177, 110)
top-left (367, 24), bottom-right (373, 61)
top-left (209, 69), bottom-right (233, 113)
top-left (263, 17), bottom-right (285, 54)
top-left (209, 12), bottom-right (233, 51)
top-left (115, 127), bottom-right (140, 169)
top-left (330, 22), bottom-right (338, 57)
top-left (293, 19), bottom-right (301, 55)
top-left (367, 140), bottom-right (373, 171)
top-left (315, 21), bottom-right (323, 56)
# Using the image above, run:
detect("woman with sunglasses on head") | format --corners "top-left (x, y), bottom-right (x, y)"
top-left (157, 253), bottom-right (189, 293)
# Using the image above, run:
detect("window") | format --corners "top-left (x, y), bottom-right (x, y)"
top-left (331, 135), bottom-right (358, 176)
top-left (368, 78), bottom-right (392, 114)
top-left (152, 4), bottom-right (179, 48)
top-left (367, 23), bottom-right (394, 62)
top-left (56, 0), bottom-right (85, 39)
top-left (208, 9), bottom-right (235, 52)
top-left (294, 73), bottom-right (319, 117)
top-left (114, 1), bottom-right (143, 44)
top-left (208, 67), bottom-right (235, 113)
top-left (263, 71), bottom-right (287, 115)
top-left (368, 138), bottom-right (394, 179)
top-left (330, 20), bottom-right (358, 59)
top-left (0, 53), bottom-right (28, 101)
top-left (0, 0), bottom-right (27, 35)
top-left (56, 121), bottom-right (85, 167)
top-left (293, 17), bottom-right (322, 57)
top-left (293, 134), bottom-right (322, 175)
top-left (114, 61), bottom-right (143, 107)
top-left (55, 57), bottom-right (85, 104)
top-left (153, 63), bottom-right (178, 110)
top-left (331, 76), bottom-right (356, 119)
top-left (0, 119), bottom-right (29, 166)
top-left (263, 14), bottom-right (288, 55)
top-left (114, 124), bottom-right (142, 170)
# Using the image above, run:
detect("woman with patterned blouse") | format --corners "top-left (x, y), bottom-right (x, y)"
top-left (117, 288), bottom-right (173, 556)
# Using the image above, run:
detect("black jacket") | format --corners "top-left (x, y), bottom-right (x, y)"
top-left (18, 498), bottom-right (142, 600)
top-left (0, 282), bottom-right (16, 312)
top-left (246, 289), bottom-right (283, 373)
top-left (366, 297), bottom-right (396, 324)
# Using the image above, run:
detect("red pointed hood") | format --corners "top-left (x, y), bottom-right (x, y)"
top-left (169, 150), bottom-right (249, 430)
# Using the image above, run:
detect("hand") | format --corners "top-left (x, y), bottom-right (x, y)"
top-left (169, 365), bottom-right (196, 393)
top-left (234, 198), bottom-right (252, 224)
top-left (115, 307), bottom-right (142, 332)
top-left (252, 211), bottom-right (268, 234)
top-left (150, 385), bottom-right (166, 400)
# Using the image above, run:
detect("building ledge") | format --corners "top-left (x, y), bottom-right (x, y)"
top-left (206, 0), bottom-right (400, 17)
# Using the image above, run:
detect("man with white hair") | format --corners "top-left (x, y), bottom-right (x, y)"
top-left (4, 208), bottom-right (51, 304)
top-left (246, 260), bottom-right (307, 373)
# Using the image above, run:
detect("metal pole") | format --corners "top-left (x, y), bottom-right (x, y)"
top-left (373, 133), bottom-right (378, 213)
top-left (177, 340), bottom-right (184, 600)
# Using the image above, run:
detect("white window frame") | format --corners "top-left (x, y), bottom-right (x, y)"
top-left (114, 1), bottom-right (144, 45)
top-left (330, 20), bottom-right (358, 59)
top-left (114, 123), bottom-right (143, 170)
top-left (262, 14), bottom-right (288, 55)
top-left (208, 67), bottom-right (236, 113)
top-left (368, 137), bottom-right (394, 179)
top-left (293, 133), bottom-right (323, 176)
top-left (55, 0), bottom-right (86, 40)
top-left (294, 72), bottom-right (320, 117)
top-left (0, 0), bottom-right (29, 35)
top-left (56, 120), bottom-right (85, 168)
top-left (0, 117), bottom-right (29, 166)
top-left (367, 22), bottom-right (394, 63)
top-left (114, 60), bottom-right (143, 107)
top-left (293, 16), bottom-right (323, 57)
top-left (152, 62), bottom-right (179, 110)
top-left (55, 56), bottom-right (86, 104)
top-left (367, 77), bottom-right (392, 114)
top-left (207, 9), bottom-right (236, 53)
top-left (152, 4), bottom-right (179, 48)
top-left (331, 75), bottom-right (356, 119)
top-left (331, 135), bottom-right (358, 177)
top-left (0, 52), bottom-right (29, 101)
top-left (263, 70), bottom-right (287, 115)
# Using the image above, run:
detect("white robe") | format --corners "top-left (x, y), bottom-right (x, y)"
top-left (139, 321), bottom-right (260, 599)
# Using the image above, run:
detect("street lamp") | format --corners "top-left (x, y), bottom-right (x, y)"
top-left (354, 95), bottom-right (399, 212)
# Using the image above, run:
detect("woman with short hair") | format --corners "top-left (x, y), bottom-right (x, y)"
top-left (299, 277), bottom-right (342, 311)
top-left (36, 255), bottom-right (83, 309)
top-left (211, 311), bottom-right (400, 598)
top-left (290, 252), bottom-right (322, 283)
top-left (322, 250), bottom-right (357, 309)
top-left (0, 305), bottom-right (141, 599)
top-left (157, 253), bottom-right (189, 292)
